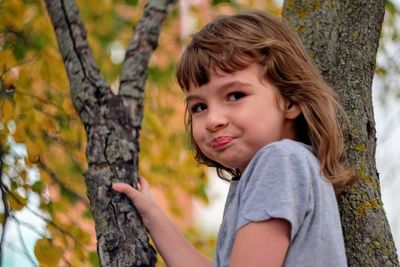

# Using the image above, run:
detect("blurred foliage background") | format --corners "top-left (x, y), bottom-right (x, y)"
top-left (0, 0), bottom-right (398, 266)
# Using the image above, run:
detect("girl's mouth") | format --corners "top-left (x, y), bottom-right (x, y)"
top-left (211, 136), bottom-right (234, 149)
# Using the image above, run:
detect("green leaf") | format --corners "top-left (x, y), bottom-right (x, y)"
top-left (60, 187), bottom-right (78, 204)
top-left (13, 41), bottom-right (27, 61)
top-left (385, 0), bottom-right (396, 15)
top-left (212, 0), bottom-right (232, 5)
top-left (196, 180), bottom-right (208, 202)
top-left (125, 0), bottom-right (138, 6)
top-left (31, 181), bottom-right (43, 193)
top-left (89, 251), bottom-right (100, 267)
top-left (69, 161), bottom-right (83, 174)
top-left (148, 64), bottom-right (175, 83)
top-left (83, 209), bottom-right (93, 219)
top-left (31, 34), bottom-right (47, 51)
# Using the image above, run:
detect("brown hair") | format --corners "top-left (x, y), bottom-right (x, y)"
top-left (176, 10), bottom-right (353, 188)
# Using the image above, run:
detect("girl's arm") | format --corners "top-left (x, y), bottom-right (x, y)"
top-left (112, 178), bottom-right (212, 267)
top-left (229, 219), bottom-right (290, 267)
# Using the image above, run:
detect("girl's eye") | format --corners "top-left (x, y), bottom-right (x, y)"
top-left (227, 92), bottom-right (246, 101)
top-left (190, 103), bottom-right (207, 113)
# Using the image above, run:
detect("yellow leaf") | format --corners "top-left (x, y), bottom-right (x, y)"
top-left (1, 101), bottom-right (14, 123)
top-left (7, 192), bottom-right (27, 211)
top-left (62, 98), bottom-right (77, 116)
top-left (71, 225), bottom-right (92, 245)
top-left (34, 238), bottom-right (62, 266)
top-left (43, 117), bottom-right (59, 135)
top-left (34, 110), bottom-right (46, 125)
top-left (39, 169), bottom-right (52, 184)
top-left (12, 122), bottom-right (26, 143)
top-left (0, 50), bottom-right (17, 70)
top-left (26, 140), bottom-right (40, 164)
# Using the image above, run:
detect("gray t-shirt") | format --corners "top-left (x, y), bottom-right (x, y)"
top-left (215, 139), bottom-right (347, 267)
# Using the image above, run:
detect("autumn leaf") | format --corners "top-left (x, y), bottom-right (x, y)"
top-left (34, 238), bottom-right (63, 266)
top-left (7, 191), bottom-right (28, 211)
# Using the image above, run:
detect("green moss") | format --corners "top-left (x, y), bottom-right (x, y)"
top-left (311, 1), bottom-right (321, 11)
top-left (352, 30), bottom-right (361, 40)
top-left (352, 144), bottom-right (367, 152)
top-left (382, 246), bottom-right (390, 254)
top-left (350, 127), bottom-right (358, 134)
top-left (294, 24), bottom-right (306, 33)
top-left (359, 162), bottom-right (367, 169)
top-left (373, 241), bottom-right (382, 249)
top-left (298, 9), bottom-right (308, 19)
top-left (297, 2), bottom-right (320, 18)
top-left (368, 238), bottom-right (394, 257)
top-left (354, 198), bottom-right (380, 218)
top-left (327, 0), bottom-right (336, 9)
top-left (285, 0), bottom-right (294, 6)
top-left (356, 166), bottom-right (379, 190)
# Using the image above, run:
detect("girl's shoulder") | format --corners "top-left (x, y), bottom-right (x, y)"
top-left (254, 139), bottom-right (316, 164)
top-left (240, 139), bottom-right (322, 189)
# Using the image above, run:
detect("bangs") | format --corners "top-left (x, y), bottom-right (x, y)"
top-left (176, 41), bottom-right (256, 91)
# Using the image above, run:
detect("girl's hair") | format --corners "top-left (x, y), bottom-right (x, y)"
top-left (175, 10), bottom-right (353, 189)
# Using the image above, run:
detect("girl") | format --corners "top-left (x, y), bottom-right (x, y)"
top-left (113, 10), bottom-right (352, 267)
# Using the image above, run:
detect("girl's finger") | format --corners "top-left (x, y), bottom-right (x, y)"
top-left (112, 183), bottom-right (139, 201)
top-left (138, 176), bottom-right (149, 191)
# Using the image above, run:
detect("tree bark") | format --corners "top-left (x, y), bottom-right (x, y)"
top-left (282, 0), bottom-right (399, 266)
top-left (44, 0), bottom-right (176, 265)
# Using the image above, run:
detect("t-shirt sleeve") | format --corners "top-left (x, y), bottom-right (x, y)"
top-left (236, 143), bottom-right (314, 241)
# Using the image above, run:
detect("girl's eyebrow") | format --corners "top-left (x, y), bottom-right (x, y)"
top-left (185, 94), bottom-right (201, 104)
top-left (185, 81), bottom-right (251, 103)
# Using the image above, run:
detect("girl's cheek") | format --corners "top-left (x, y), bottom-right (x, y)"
top-left (191, 123), bottom-right (203, 143)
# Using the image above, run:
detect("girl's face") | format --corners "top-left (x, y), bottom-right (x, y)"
top-left (186, 64), bottom-right (300, 172)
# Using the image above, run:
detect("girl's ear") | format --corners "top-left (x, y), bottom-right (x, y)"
top-left (285, 101), bottom-right (301, 119)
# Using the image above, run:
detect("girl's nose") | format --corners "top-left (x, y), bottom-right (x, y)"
top-left (205, 108), bottom-right (228, 132)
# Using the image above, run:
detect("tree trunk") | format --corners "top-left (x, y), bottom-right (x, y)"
top-left (44, 0), bottom-right (175, 265)
top-left (282, 0), bottom-right (399, 266)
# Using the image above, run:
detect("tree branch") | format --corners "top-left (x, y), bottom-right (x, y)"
top-left (44, 0), bottom-right (108, 117)
top-left (120, 0), bottom-right (177, 99)
top-left (45, 0), bottom-right (177, 265)
top-left (10, 215), bottom-right (47, 238)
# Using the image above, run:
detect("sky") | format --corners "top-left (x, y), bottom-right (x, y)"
top-left (374, 77), bottom-right (400, 250)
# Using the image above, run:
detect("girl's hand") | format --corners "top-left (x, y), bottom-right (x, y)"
top-left (112, 177), bottom-right (159, 228)
top-left (113, 177), bottom-right (212, 267)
